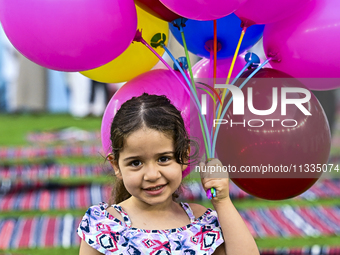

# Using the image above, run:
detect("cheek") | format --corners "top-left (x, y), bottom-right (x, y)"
top-left (166, 168), bottom-right (183, 184)
top-left (122, 172), bottom-right (142, 188)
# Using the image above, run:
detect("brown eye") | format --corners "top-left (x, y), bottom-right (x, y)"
top-left (158, 156), bottom-right (170, 163)
top-left (130, 160), bottom-right (142, 167)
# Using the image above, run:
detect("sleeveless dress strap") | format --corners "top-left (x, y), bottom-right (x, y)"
top-left (112, 204), bottom-right (132, 227)
top-left (180, 202), bottom-right (196, 223)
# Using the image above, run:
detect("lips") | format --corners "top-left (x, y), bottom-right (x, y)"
top-left (143, 184), bottom-right (167, 191)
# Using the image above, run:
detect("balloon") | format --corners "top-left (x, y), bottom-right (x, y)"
top-left (81, 6), bottom-right (169, 83)
top-left (170, 14), bottom-right (265, 59)
top-left (190, 56), bottom-right (247, 160)
top-left (263, 0), bottom-right (340, 90)
top-left (135, 0), bottom-right (181, 22)
top-left (193, 56), bottom-right (247, 79)
top-left (0, 0), bottom-right (137, 71)
top-left (234, 0), bottom-right (311, 26)
top-left (215, 68), bottom-right (331, 200)
top-left (160, 0), bottom-right (248, 21)
top-left (101, 69), bottom-right (191, 177)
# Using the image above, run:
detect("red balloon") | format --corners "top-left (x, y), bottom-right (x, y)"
top-left (134, 0), bottom-right (181, 22)
top-left (215, 68), bottom-right (331, 200)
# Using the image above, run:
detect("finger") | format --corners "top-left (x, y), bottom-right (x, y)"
top-left (206, 158), bottom-right (222, 166)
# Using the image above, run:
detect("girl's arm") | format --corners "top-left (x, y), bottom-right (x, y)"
top-left (199, 159), bottom-right (259, 255)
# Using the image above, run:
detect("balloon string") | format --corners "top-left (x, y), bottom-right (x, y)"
top-left (217, 26), bottom-right (247, 120)
top-left (161, 44), bottom-right (212, 158)
top-left (180, 26), bottom-right (213, 158)
top-left (213, 19), bottom-right (218, 141)
top-left (180, 29), bottom-right (197, 94)
top-left (198, 87), bottom-right (216, 104)
top-left (209, 51), bottom-right (214, 84)
top-left (211, 59), bottom-right (271, 157)
top-left (138, 37), bottom-right (191, 96)
top-left (214, 20), bottom-right (217, 85)
top-left (215, 62), bottom-right (251, 119)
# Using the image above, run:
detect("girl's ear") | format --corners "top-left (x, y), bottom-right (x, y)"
top-left (108, 154), bottom-right (123, 180)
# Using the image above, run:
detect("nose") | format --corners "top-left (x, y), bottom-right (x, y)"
top-left (143, 163), bottom-right (162, 181)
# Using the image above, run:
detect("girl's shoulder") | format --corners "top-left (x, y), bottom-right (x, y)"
top-left (187, 202), bottom-right (210, 219)
top-left (77, 203), bottom-right (127, 254)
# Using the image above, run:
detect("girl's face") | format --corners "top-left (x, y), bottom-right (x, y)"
top-left (112, 127), bottom-right (185, 207)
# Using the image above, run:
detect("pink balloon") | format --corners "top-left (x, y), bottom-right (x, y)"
top-left (263, 0), bottom-right (340, 90)
top-left (0, 0), bottom-right (137, 71)
top-left (215, 68), bottom-right (331, 200)
top-left (190, 56), bottom-right (247, 160)
top-left (101, 69), bottom-right (191, 176)
top-left (193, 57), bottom-right (247, 79)
top-left (159, 0), bottom-right (248, 21)
top-left (235, 0), bottom-right (310, 26)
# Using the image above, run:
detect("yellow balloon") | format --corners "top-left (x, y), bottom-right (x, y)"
top-left (80, 6), bottom-right (168, 83)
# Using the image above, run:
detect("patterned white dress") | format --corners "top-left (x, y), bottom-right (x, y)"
top-left (78, 202), bottom-right (224, 255)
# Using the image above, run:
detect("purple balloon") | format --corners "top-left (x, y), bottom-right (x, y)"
top-left (263, 0), bottom-right (340, 90)
top-left (235, 0), bottom-right (310, 26)
top-left (0, 0), bottom-right (137, 71)
top-left (159, 0), bottom-right (248, 21)
top-left (101, 69), bottom-right (191, 176)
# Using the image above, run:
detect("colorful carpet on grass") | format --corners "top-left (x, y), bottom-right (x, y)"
top-left (0, 164), bottom-right (110, 182)
top-left (0, 215), bottom-right (81, 249)
top-left (0, 184), bottom-right (111, 211)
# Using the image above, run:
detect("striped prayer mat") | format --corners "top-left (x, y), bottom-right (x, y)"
top-left (0, 145), bottom-right (103, 159)
top-left (0, 185), bottom-right (111, 211)
top-left (0, 215), bottom-right (81, 249)
top-left (0, 164), bottom-right (111, 182)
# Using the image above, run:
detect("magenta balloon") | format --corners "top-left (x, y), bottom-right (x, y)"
top-left (215, 68), bottom-right (331, 200)
top-left (159, 0), bottom-right (248, 21)
top-left (193, 57), bottom-right (246, 79)
top-left (263, 0), bottom-right (340, 90)
top-left (235, 0), bottom-right (310, 26)
top-left (101, 69), bottom-right (191, 176)
top-left (0, 0), bottom-right (137, 71)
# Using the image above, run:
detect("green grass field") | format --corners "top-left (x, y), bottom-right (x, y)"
top-left (0, 113), bottom-right (339, 254)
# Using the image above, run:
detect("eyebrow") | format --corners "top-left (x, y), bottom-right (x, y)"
top-left (123, 151), bottom-right (175, 162)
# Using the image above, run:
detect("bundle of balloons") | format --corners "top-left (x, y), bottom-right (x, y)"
top-left (1, 0), bottom-right (336, 200)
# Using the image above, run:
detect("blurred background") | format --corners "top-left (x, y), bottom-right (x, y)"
top-left (0, 20), bottom-right (340, 255)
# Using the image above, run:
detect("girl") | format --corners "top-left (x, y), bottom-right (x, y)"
top-left (78, 93), bottom-right (259, 255)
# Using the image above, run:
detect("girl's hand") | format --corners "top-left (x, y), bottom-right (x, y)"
top-left (199, 158), bottom-right (230, 203)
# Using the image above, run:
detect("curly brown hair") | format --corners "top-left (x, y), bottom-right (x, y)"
top-left (107, 93), bottom-right (197, 205)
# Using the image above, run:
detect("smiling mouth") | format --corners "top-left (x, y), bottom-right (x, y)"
top-left (143, 184), bottom-right (167, 191)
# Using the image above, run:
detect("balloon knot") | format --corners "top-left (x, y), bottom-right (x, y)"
top-left (174, 57), bottom-right (188, 71)
top-left (150, 33), bottom-right (167, 48)
top-left (267, 52), bottom-right (281, 62)
top-left (133, 29), bottom-right (143, 43)
top-left (245, 52), bottom-right (260, 68)
top-left (172, 18), bottom-right (188, 32)
top-left (204, 40), bottom-right (222, 53)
